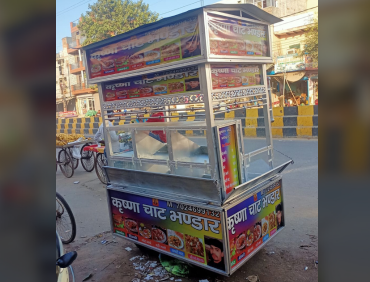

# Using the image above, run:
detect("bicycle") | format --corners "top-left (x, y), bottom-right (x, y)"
top-left (56, 192), bottom-right (76, 244)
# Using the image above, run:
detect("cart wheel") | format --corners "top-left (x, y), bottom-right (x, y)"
top-left (95, 153), bottom-right (108, 184)
top-left (68, 147), bottom-right (79, 169)
top-left (58, 149), bottom-right (74, 178)
top-left (80, 143), bottom-right (95, 172)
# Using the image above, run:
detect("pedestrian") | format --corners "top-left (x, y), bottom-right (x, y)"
top-left (94, 110), bottom-right (120, 153)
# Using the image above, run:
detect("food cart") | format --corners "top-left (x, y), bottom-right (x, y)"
top-left (82, 3), bottom-right (292, 276)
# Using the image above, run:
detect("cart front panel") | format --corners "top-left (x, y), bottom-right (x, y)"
top-left (225, 177), bottom-right (284, 273)
top-left (107, 188), bottom-right (229, 274)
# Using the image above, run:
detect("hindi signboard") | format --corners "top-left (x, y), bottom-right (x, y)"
top-left (211, 64), bottom-right (263, 90)
top-left (102, 66), bottom-right (200, 101)
top-left (208, 14), bottom-right (270, 57)
top-left (227, 179), bottom-right (284, 270)
top-left (86, 16), bottom-right (202, 80)
top-left (108, 189), bottom-right (226, 272)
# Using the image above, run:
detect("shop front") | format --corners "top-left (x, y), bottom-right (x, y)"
top-left (269, 54), bottom-right (318, 106)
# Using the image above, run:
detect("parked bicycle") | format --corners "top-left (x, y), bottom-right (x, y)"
top-left (56, 192), bottom-right (76, 244)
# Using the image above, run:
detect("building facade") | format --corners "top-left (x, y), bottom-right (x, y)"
top-left (59, 19), bottom-right (100, 117)
top-left (217, 0), bottom-right (318, 106)
top-left (56, 50), bottom-right (76, 115)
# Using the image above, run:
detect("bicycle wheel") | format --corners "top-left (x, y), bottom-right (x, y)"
top-left (68, 147), bottom-right (79, 169)
top-left (58, 149), bottom-right (74, 178)
top-left (95, 153), bottom-right (108, 185)
top-left (80, 144), bottom-right (95, 172)
top-left (56, 192), bottom-right (76, 244)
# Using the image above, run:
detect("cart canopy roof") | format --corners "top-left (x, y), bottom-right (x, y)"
top-left (81, 3), bottom-right (282, 51)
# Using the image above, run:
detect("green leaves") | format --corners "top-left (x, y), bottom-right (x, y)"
top-left (78, 0), bottom-right (159, 46)
top-left (299, 15), bottom-right (318, 64)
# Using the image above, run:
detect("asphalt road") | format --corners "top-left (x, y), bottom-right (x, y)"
top-left (56, 138), bottom-right (318, 281)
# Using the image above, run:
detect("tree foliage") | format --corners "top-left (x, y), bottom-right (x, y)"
top-left (78, 0), bottom-right (159, 46)
top-left (300, 16), bottom-right (318, 63)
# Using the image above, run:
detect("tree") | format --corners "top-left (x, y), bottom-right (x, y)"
top-left (300, 15), bottom-right (318, 64)
top-left (78, 0), bottom-right (159, 46)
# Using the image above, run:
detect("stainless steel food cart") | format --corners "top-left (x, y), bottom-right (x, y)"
top-left (82, 3), bottom-right (292, 276)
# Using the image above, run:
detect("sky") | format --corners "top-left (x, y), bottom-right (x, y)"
top-left (56, 0), bottom-right (221, 53)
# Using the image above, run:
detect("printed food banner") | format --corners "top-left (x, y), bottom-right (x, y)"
top-left (211, 64), bottom-right (263, 90)
top-left (87, 16), bottom-right (202, 80)
top-left (103, 66), bottom-right (200, 101)
top-left (227, 179), bottom-right (284, 269)
top-left (208, 15), bottom-right (269, 57)
top-left (218, 125), bottom-right (240, 195)
top-left (108, 190), bottom-right (227, 272)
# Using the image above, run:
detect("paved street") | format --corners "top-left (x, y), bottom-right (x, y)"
top-left (57, 138), bottom-right (318, 282)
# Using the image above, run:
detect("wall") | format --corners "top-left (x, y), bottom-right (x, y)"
top-left (56, 105), bottom-right (318, 138)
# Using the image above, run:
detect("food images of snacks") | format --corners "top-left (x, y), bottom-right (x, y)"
top-left (102, 59), bottom-right (115, 69)
top-left (113, 214), bottom-right (124, 226)
top-left (229, 41), bottom-right (238, 49)
top-left (245, 41), bottom-right (253, 51)
top-left (115, 56), bottom-right (129, 66)
top-left (218, 41), bottom-right (229, 49)
top-left (253, 42), bottom-right (262, 52)
top-left (139, 224), bottom-right (152, 239)
top-left (153, 85), bottom-right (167, 93)
top-left (161, 43), bottom-right (180, 57)
top-left (261, 217), bottom-right (269, 236)
top-left (234, 77), bottom-right (242, 84)
top-left (236, 233), bottom-right (246, 250)
top-left (105, 92), bottom-right (116, 99)
top-left (269, 212), bottom-right (276, 229)
top-left (91, 64), bottom-right (101, 73)
top-left (230, 238), bottom-right (236, 256)
top-left (212, 77), bottom-right (218, 88)
top-left (144, 50), bottom-right (160, 61)
top-left (219, 77), bottom-right (228, 85)
top-left (246, 230), bottom-right (254, 247)
top-left (210, 40), bottom-right (218, 49)
top-left (125, 218), bottom-right (138, 233)
top-left (253, 222), bottom-right (262, 241)
top-left (129, 54), bottom-right (144, 65)
top-left (128, 88), bottom-right (139, 95)
top-left (242, 76), bottom-right (249, 84)
top-left (238, 41), bottom-right (246, 50)
top-left (168, 235), bottom-right (184, 249)
top-left (139, 87), bottom-right (153, 94)
top-left (152, 227), bottom-right (167, 243)
top-left (227, 77), bottom-right (235, 84)
top-left (116, 90), bottom-right (128, 98)
top-left (185, 235), bottom-right (204, 257)
top-left (168, 82), bottom-right (184, 92)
